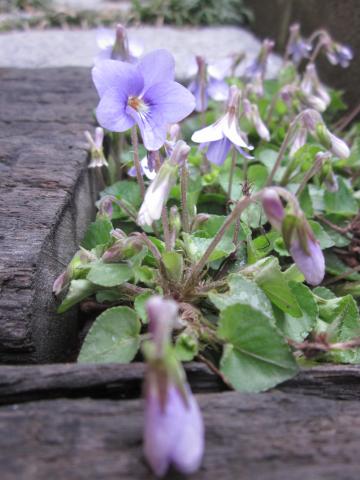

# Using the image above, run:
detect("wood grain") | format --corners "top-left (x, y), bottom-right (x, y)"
top-left (0, 68), bottom-right (100, 363)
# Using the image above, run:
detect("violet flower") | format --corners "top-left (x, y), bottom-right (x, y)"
top-left (188, 56), bottom-right (232, 112)
top-left (92, 49), bottom-right (195, 151)
top-left (325, 41), bottom-right (353, 68)
top-left (286, 23), bottom-right (312, 65)
top-left (242, 98), bottom-right (270, 141)
top-left (137, 140), bottom-right (190, 227)
top-left (191, 85), bottom-right (253, 165)
top-left (143, 296), bottom-right (204, 477)
top-left (84, 127), bottom-right (108, 168)
top-left (244, 39), bottom-right (274, 96)
top-left (299, 64), bottom-right (330, 112)
top-left (289, 109), bottom-right (350, 159)
top-left (128, 124), bottom-right (181, 180)
top-left (96, 24), bottom-right (143, 63)
top-left (261, 188), bottom-right (325, 285)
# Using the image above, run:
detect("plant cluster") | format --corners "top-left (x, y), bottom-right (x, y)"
top-left (130, 0), bottom-right (253, 26)
top-left (54, 23), bottom-right (360, 476)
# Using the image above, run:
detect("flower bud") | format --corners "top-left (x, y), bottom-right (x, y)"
top-left (137, 162), bottom-right (178, 227)
top-left (52, 269), bottom-right (70, 296)
top-left (262, 188), bottom-right (285, 231)
top-left (111, 24), bottom-right (130, 61)
top-left (84, 127), bottom-right (108, 168)
top-left (143, 296), bottom-right (204, 477)
top-left (169, 140), bottom-right (190, 167)
top-left (289, 230), bottom-right (325, 286)
top-left (98, 195), bottom-right (114, 218)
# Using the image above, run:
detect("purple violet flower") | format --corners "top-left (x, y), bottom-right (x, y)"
top-left (137, 140), bottom-right (190, 227)
top-left (191, 85), bottom-right (253, 165)
top-left (286, 24), bottom-right (312, 64)
top-left (188, 56), bottom-right (232, 112)
top-left (92, 49), bottom-right (195, 151)
top-left (96, 24), bottom-right (143, 63)
top-left (262, 188), bottom-right (325, 286)
top-left (300, 64), bottom-right (330, 112)
top-left (84, 127), bottom-right (108, 168)
top-left (144, 380), bottom-right (204, 477)
top-left (289, 236), bottom-right (325, 286)
top-left (143, 296), bottom-right (204, 477)
top-left (244, 39), bottom-right (274, 96)
top-left (325, 42), bottom-right (353, 68)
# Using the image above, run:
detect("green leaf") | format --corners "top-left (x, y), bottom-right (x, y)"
top-left (183, 233), bottom-right (235, 263)
top-left (324, 177), bottom-right (358, 216)
top-left (134, 291), bottom-right (153, 323)
top-left (275, 283), bottom-right (318, 341)
top-left (308, 220), bottom-right (335, 249)
top-left (78, 306), bottom-right (141, 363)
top-left (218, 304), bottom-right (298, 392)
top-left (175, 332), bottom-right (199, 362)
top-left (57, 279), bottom-right (96, 313)
top-left (162, 251), bottom-right (184, 282)
top-left (208, 274), bottom-right (274, 320)
top-left (246, 257), bottom-right (302, 317)
top-left (321, 295), bottom-right (360, 364)
top-left (87, 262), bottom-right (133, 287)
top-left (101, 180), bottom-right (141, 219)
top-left (324, 252), bottom-right (360, 281)
top-left (218, 166), bottom-right (243, 200)
top-left (81, 218), bottom-right (113, 250)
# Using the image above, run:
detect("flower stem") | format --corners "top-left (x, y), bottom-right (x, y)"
top-left (180, 163), bottom-right (190, 233)
top-left (184, 196), bottom-right (252, 290)
top-left (162, 206), bottom-right (171, 251)
top-left (228, 147), bottom-right (237, 199)
top-left (266, 121), bottom-right (295, 186)
top-left (197, 354), bottom-right (233, 390)
top-left (131, 126), bottom-right (145, 200)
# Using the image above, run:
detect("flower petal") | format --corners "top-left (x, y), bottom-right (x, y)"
top-left (139, 49), bottom-right (175, 90)
top-left (289, 238), bottom-right (325, 286)
top-left (144, 81), bottom-right (195, 123)
top-left (221, 114), bottom-right (252, 149)
top-left (207, 78), bottom-right (229, 101)
top-left (127, 106), bottom-right (167, 151)
top-left (96, 87), bottom-right (135, 132)
top-left (188, 80), bottom-right (208, 112)
top-left (206, 137), bottom-right (231, 165)
top-left (208, 57), bottom-right (233, 80)
top-left (92, 59), bottom-right (143, 97)
top-left (191, 119), bottom-right (224, 144)
top-left (170, 386), bottom-right (204, 475)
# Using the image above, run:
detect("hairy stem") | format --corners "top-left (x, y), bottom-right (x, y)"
top-left (180, 162), bottom-right (190, 233)
top-left (131, 126), bottom-right (145, 200)
top-left (266, 120), bottom-right (296, 186)
top-left (197, 354), bottom-right (233, 389)
top-left (228, 147), bottom-right (237, 199)
top-left (184, 196), bottom-right (252, 290)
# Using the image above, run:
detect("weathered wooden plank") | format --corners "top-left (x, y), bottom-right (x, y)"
top-left (0, 68), bottom-right (99, 363)
top-left (0, 391), bottom-right (359, 480)
top-left (0, 362), bottom-right (359, 405)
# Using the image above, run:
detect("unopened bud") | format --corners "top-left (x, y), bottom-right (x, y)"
top-left (262, 188), bottom-right (285, 231)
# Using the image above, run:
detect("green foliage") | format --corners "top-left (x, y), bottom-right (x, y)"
top-left (131, 0), bottom-right (253, 26)
top-left (218, 304), bottom-right (298, 392)
top-left (78, 307), bottom-right (141, 363)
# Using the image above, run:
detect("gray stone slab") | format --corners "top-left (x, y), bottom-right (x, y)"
top-left (0, 67), bottom-right (99, 363)
top-left (0, 26), bottom-right (282, 77)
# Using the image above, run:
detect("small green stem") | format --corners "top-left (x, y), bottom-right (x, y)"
top-left (266, 120), bottom-right (297, 187)
top-left (184, 196), bottom-right (252, 290)
top-left (131, 126), bottom-right (145, 200)
top-left (180, 163), bottom-right (190, 233)
top-left (228, 147), bottom-right (237, 199)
